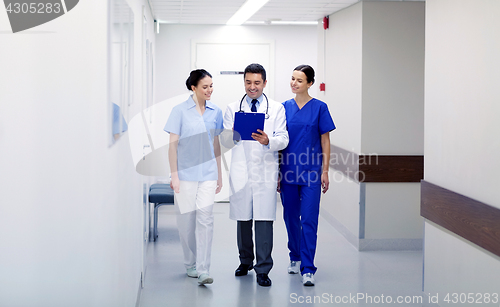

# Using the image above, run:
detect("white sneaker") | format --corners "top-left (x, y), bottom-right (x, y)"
top-left (302, 273), bottom-right (315, 286)
top-left (198, 273), bottom-right (213, 285)
top-left (186, 267), bottom-right (198, 278)
top-left (288, 261), bottom-right (301, 274)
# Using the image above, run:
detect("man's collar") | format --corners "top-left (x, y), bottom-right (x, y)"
top-left (245, 94), bottom-right (263, 104)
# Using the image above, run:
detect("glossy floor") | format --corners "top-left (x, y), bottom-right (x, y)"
top-left (139, 203), bottom-right (437, 307)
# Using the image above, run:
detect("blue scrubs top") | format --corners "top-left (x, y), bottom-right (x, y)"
top-left (281, 98), bottom-right (336, 185)
top-left (164, 96), bottom-right (224, 181)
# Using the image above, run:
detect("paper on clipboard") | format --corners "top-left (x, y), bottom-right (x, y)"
top-left (233, 112), bottom-right (265, 141)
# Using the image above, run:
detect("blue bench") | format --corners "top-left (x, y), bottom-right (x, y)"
top-left (149, 183), bottom-right (175, 241)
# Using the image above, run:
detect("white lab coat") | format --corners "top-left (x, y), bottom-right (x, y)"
top-left (224, 97), bottom-right (289, 221)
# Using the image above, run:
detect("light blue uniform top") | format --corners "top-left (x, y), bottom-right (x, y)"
top-left (164, 96), bottom-right (224, 181)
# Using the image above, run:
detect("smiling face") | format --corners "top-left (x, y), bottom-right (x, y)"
top-left (290, 70), bottom-right (313, 95)
top-left (191, 75), bottom-right (213, 102)
top-left (244, 73), bottom-right (267, 100)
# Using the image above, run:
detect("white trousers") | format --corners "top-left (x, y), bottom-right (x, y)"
top-left (174, 180), bottom-right (216, 275)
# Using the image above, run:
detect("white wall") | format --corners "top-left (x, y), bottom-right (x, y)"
top-left (425, 223), bottom-right (500, 305)
top-left (318, 2), bottom-right (425, 250)
top-left (318, 1), bottom-right (425, 156)
top-left (154, 24), bottom-right (318, 105)
top-left (362, 1), bottom-right (425, 155)
top-left (364, 183), bottom-right (422, 239)
top-left (317, 3), bottom-right (363, 243)
top-left (425, 0), bottom-right (500, 207)
top-left (321, 171), bottom-right (361, 242)
top-left (0, 0), bottom-right (154, 306)
top-left (424, 0), bottom-right (500, 300)
top-left (318, 3), bottom-right (363, 154)
top-left (361, 2), bottom-right (425, 249)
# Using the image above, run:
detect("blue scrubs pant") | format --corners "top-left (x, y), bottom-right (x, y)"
top-left (280, 182), bottom-right (322, 275)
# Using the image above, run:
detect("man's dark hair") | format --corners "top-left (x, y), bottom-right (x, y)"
top-left (244, 63), bottom-right (266, 81)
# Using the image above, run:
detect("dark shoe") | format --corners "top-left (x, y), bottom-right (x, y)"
top-left (235, 263), bottom-right (253, 276)
top-left (256, 273), bottom-right (272, 287)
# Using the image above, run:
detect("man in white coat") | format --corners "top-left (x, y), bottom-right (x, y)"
top-left (224, 63), bottom-right (289, 287)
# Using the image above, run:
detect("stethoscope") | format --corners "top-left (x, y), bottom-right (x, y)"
top-left (238, 93), bottom-right (270, 119)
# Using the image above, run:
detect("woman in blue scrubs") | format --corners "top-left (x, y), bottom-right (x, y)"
top-left (164, 69), bottom-right (224, 286)
top-left (280, 65), bottom-right (336, 286)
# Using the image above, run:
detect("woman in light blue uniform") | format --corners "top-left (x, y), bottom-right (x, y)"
top-left (280, 65), bottom-right (336, 286)
top-left (164, 69), bottom-right (224, 286)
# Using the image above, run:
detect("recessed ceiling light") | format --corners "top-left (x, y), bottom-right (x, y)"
top-left (226, 0), bottom-right (270, 26)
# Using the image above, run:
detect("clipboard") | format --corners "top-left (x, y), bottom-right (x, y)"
top-left (233, 112), bottom-right (265, 141)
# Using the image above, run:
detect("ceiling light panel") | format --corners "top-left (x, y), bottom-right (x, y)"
top-left (151, 0), bottom-right (360, 25)
top-left (250, 0), bottom-right (359, 22)
top-left (152, 0), bottom-right (247, 24)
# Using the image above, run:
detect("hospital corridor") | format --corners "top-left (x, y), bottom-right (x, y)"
top-left (139, 201), bottom-right (431, 307)
top-left (1, 0), bottom-right (500, 307)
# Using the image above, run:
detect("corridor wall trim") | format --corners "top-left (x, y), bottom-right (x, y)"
top-left (330, 145), bottom-right (424, 182)
top-left (421, 180), bottom-right (500, 258)
top-left (329, 145), bottom-right (359, 181)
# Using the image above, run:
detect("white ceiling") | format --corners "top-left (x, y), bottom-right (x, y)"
top-left (150, 0), bottom-right (360, 24)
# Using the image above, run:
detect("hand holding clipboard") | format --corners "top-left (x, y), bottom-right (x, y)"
top-left (233, 112), bottom-right (268, 144)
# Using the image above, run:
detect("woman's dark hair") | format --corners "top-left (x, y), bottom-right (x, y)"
top-left (186, 69), bottom-right (212, 91)
top-left (244, 63), bottom-right (266, 81)
top-left (294, 64), bottom-right (315, 84)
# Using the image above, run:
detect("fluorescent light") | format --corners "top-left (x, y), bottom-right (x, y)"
top-left (270, 21), bottom-right (318, 25)
top-left (156, 20), bottom-right (180, 24)
top-left (226, 0), bottom-right (270, 26)
top-left (244, 21), bottom-right (267, 25)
